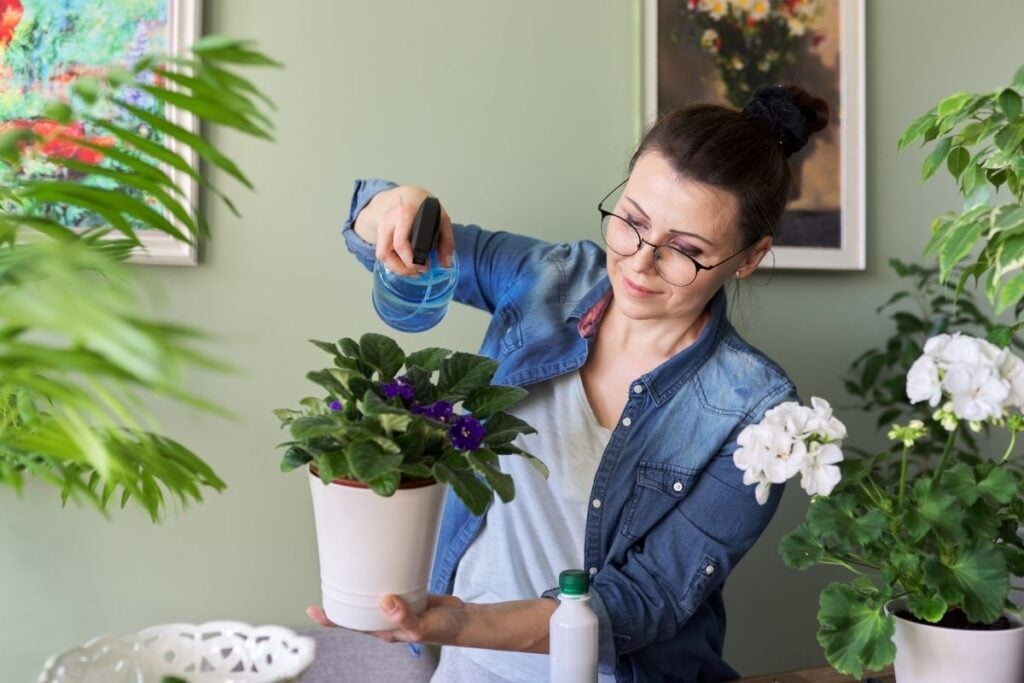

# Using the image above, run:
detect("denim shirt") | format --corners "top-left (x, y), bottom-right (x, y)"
top-left (342, 179), bottom-right (798, 683)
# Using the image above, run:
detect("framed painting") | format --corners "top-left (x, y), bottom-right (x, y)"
top-left (643, 0), bottom-right (865, 270)
top-left (0, 0), bottom-right (202, 265)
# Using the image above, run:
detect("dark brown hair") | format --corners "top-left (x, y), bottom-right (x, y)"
top-left (629, 84), bottom-right (829, 247)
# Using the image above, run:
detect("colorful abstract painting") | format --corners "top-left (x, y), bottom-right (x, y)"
top-left (0, 0), bottom-right (201, 264)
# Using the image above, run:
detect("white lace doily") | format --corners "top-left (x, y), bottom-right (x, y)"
top-left (38, 621), bottom-right (316, 683)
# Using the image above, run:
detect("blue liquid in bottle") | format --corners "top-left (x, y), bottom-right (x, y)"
top-left (372, 249), bottom-right (459, 332)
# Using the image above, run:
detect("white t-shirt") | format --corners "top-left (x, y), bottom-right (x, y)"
top-left (432, 369), bottom-right (614, 683)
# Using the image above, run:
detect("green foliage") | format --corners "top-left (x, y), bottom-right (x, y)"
top-left (844, 258), bottom-right (1021, 461)
top-left (899, 64), bottom-right (1024, 315)
top-left (0, 38), bottom-right (278, 520)
top-left (785, 256), bottom-right (1024, 676)
top-left (274, 334), bottom-right (546, 516)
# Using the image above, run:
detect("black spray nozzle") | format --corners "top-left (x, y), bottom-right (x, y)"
top-left (410, 196), bottom-right (442, 266)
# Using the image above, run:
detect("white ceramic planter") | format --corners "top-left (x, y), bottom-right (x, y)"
top-left (889, 600), bottom-right (1024, 683)
top-left (308, 468), bottom-right (447, 631)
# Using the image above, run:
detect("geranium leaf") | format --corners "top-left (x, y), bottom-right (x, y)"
top-left (906, 593), bottom-right (948, 622)
top-left (977, 467), bottom-right (1018, 504)
top-left (779, 523), bottom-right (825, 569)
top-left (817, 582), bottom-right (895, 679)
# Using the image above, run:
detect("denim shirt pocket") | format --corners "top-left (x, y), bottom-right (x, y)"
top-left (620, 462), bottom-right (697, 542)
top-left (497, 302), bottom-right (524, 355)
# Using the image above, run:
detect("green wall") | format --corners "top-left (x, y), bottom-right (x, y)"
top-left (3, 1), bottom-right (1023, 680)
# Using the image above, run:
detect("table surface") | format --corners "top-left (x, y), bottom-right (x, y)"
top-left (738, 665), bottom-right (895, 682)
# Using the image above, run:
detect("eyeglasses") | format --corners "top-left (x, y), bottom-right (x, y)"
top-left (598, 179), bottom-right (750, 287)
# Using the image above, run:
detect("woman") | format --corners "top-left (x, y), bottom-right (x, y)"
top-left (311, 84), bottom-right (829, 682)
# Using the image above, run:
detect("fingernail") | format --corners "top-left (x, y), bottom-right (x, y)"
top-left (381, 596), bottom-right (397, 612)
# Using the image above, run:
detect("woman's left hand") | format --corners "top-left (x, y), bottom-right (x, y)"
top-left (306, 594), bottom-right (469, 645)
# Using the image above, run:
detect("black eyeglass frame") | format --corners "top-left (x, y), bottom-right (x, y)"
top-left (597, 179), bottom-right (752, 287)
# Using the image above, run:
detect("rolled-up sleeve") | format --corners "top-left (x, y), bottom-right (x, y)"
top-left (341, 177), bottom-right (397, 271)
top-left (340, 178), bottom-right (555, 315)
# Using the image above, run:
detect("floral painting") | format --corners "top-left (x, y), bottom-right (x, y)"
top-left (646, 0), bottom-right (865, 270)
top-left (0, 0), bottom-right (201, 264)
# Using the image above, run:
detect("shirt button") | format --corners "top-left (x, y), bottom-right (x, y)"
top-left (621, 417), bottom-right (632, 427)
top-left (589, 567), bottom-right (598, 576)
top-left (592, 498), bottom-right (602, 509)
top-left (672, 482), bottom-right (683, 492)
top-left (633, 385), bottom-right (643, 394)
top-left (705, 565), bottom-right (715, 576)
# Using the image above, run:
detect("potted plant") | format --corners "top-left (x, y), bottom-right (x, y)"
top-left (274, 333), bottom-right (545, 631)
top-left (0, 30), bottom-right (278, 520)
top-left (731, 64), bottom-right (1024, 683)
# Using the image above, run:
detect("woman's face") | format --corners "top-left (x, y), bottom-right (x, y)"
top-left (604, 150), bottom-right (771, 325)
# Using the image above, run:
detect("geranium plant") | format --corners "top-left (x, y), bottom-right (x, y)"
top-left (731, 63), bottom-right (1024, 678)
top-left (674, 0), bottom-right (825, 107)
top-left (274, 333), bottom-right (547, 516)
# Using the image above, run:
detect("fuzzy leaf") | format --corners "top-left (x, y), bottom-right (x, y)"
top-left (359, 333), bottom-right (405, 380)
top-left (464, 385), bottom-right (528, 419)
top-left (482, 412), bottom-right (537, 445)
top-left (438, 352), bottom-right (500, 398)
top-left (433, 463), bottom-right (492, 515)
top-left (347, 440), bottom-right (403, 485)
top-left (406, 347), bottom-right (450, 372)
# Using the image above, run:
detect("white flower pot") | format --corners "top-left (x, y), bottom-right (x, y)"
top-left (888, 600), bottom-right (1024, 683)
top-left (308, 468), bottom-right (447, 631)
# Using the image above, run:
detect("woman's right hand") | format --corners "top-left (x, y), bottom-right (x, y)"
top-left (355, 185), bottom-right (455, 277)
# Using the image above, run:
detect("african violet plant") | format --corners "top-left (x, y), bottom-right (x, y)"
top-left (274, 333), bottom-right (547, 516)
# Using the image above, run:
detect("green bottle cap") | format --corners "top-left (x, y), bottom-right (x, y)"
top-left (559, 569), bottom-right (590, 596)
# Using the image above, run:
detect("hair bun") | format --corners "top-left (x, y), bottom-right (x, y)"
top-left (742, 84), bottom-right (829, 158)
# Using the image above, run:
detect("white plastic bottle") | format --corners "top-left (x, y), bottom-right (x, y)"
top-left (549, 569), bottom-right (599, 683)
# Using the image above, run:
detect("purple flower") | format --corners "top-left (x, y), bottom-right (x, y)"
top-left (329, 400), bottom-right (343, 412)
top-left (381, 376), bottom-right (415, 401)
top-left (411, 400), bottom-right (454, 423)
top-left (449, 414), bottom-right (486, 451)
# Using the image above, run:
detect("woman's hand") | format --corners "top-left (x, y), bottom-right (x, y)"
top-left (354, 185), bottom-right (455, 277)
top-left (306, 595), bottom-right (556, 653)
top-left (306, 594), bottom-right (469, 646)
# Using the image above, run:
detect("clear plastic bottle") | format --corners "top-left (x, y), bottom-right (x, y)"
top-left (371, 196), bottom-right (459, 333)
top-left (549, 569), bottom-right (599, 683)
top-left (372, 249), bottom-right (459, 332)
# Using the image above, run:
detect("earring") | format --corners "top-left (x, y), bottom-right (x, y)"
top-left (735, 270), bottom-right (743, 278)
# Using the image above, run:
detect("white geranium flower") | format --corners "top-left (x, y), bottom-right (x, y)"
top-left (742, 467), bottom-right (773, 506)
top-left (906, 355), bottom-right (942, 406)
top-left (936, 333), bottom-right (983, 366)
top-left (734, 422), bottom-right (776, 472)
top-left (942, 364), bottom-right (1010, 421)
top-left (786, 16), bottom-right (806, 35)
top-left (923, 333), bottom-right (953, 358)
top-left (764, 401), bottom-right (814, 439)
top-left (763, 435), bottom-right (807, 484)
top-left (999, 352), bottom-right (1024, 409)
top-left (808, 397), bottom-right (847, 440)
top-left (800, 442), bottom-right (843, 497)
